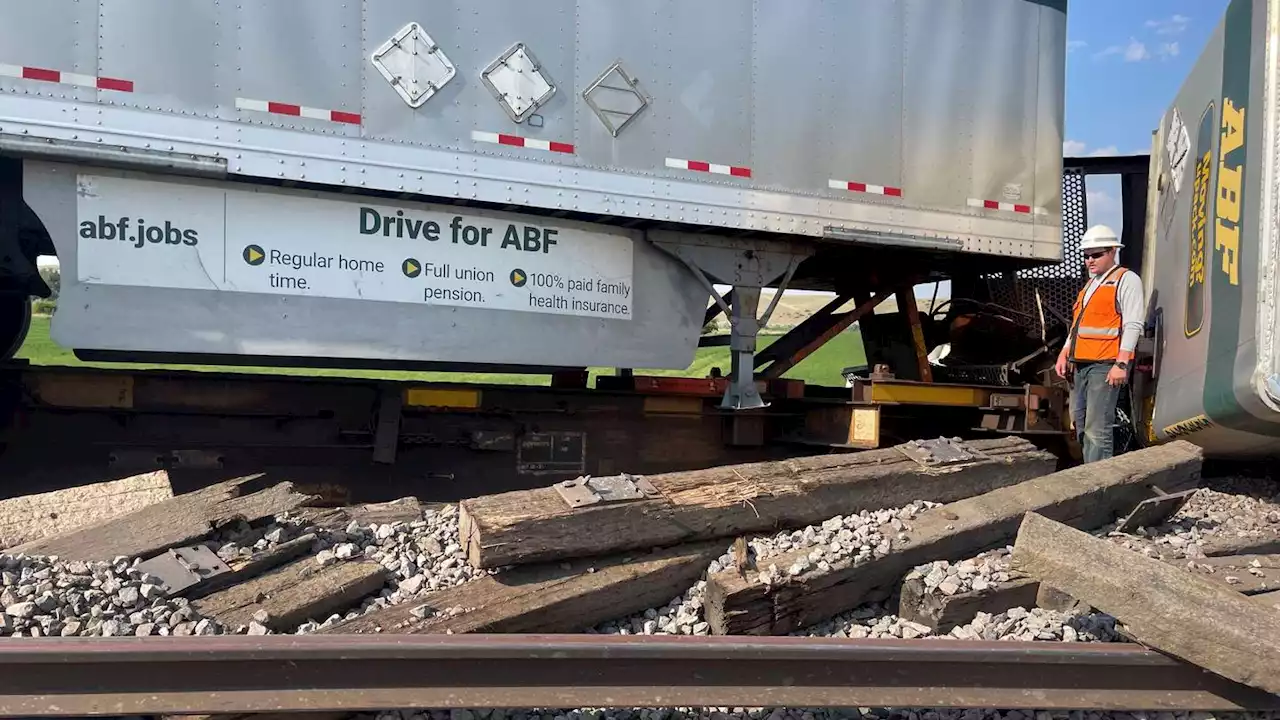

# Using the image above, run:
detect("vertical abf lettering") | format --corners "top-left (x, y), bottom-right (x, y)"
top-left (1220, 97), bottom-right (1245, 156)
top-left (1214, 97), bottom-right (1245, 286)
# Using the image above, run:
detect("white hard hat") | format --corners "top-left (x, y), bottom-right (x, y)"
top-left (1080, 224), bottom-right (1123, 251)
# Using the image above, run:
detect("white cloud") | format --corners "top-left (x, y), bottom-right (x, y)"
top-left (1157, 42), bottom-right (1180, 60)
top-left (1086, 189), bottom-right (1119, 206)
top-left (1124, 40), bottom-right (1151, 62)
top-left (1064, 141), bottom-right (1125, 158)
top-left (1095, 38), bottom-right (1150, 62)
top-left (1086, 186), bottom-right (1124, 236)
top-left (1146, 15), bottom-right (1190, 36)
top-left (1067, 40), bottom-right (1088, 53)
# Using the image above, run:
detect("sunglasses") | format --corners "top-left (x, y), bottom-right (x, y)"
top-left (1083, 250), bottom-right (1109, 259)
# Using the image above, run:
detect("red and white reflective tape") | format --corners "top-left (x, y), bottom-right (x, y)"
top-left (968, 198), bottom-right (1048, 215)
top-left (235, 97), bottom-right (362, 125)
top-left (665, 157), bottom-right (752, 178)
top-left (471, 130), bottom-right (575, 154)
top-left (0, 63), bottom-right (133, 92)
top-left (829, 179), bottom-right (903, 197)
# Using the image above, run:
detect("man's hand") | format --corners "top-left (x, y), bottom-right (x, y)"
top-left (1107, 363), bottom-right (1128, 386)
top-left (1055, 352), bottom-right (1069, 379)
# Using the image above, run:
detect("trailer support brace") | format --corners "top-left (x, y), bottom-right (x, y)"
top-left (756, 290), bottom-right (891, 380)
top-left (897, 286), bottom-right (933, 383)
top-left (648, 231), bottom-right (813, 410)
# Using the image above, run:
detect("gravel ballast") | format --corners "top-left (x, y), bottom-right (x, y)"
top-left (0, 503), bottom-right (486, 637)
top-left (4, 474), bottom-right (1277, 641)
top-left (589, 498), bottom-right (1119, 644)
top-left (591, 501), bottom-right (940, 637)
top-left (899, 476), bottom-right (1280, 614)
top-left (596, 477), bottom-right (1280, 644)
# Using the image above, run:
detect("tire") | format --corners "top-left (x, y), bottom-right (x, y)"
top-left (0, 294), bottom-right (31, 360)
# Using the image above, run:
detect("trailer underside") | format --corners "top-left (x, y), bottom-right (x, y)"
top-left (0, 155), bottom-right (1150, 500)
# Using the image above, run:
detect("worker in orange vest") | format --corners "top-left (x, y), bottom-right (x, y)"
top-left (1054, 224), bottom-right (1145, 463)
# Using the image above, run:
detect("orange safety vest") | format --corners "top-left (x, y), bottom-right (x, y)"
top-left (1069, 265), bottom-right (1127, 362)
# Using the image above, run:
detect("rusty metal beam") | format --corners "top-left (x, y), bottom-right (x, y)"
top-left (756, 290), bottom-right (892, 380)
top-left (752, 292), bottom-right (853, 370)
top-left (0, 635), bottom-right (1276, 716)
top-left (704, 288), bottom-right (734, 328)
top-left (896, 287), bottom-right (933, 383)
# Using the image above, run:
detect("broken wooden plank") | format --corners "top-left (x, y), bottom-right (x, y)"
top-left (897, 558), bottom-right (1261, 634)
top-left (704, 439), bottom-right (1203, 635)
top-left (191, 534), bottom-right (321, 600)
top-left (324, 541), bottom-right (722, 635)
top-left (0, 472), bottom-right (173, 550)
top-left (135, 534), bottom-right (319, 600)
top-left (1255, 588), bottom-right (1280, 610)
top-left (1036, 583), bottom-right (1087, 613)
top-left (915, 551), bottom-right (1280, 633)
top-left (292, 497), bottom-right (431, 532)
top-left (1010, 511), bottom-right (1280, 696)
top-left (898, 575), bottom-right (1039, 633)
top-left (896, 549), bottom-right (1280, 633)
top-left (899, 485), bottom-right (1214, 633)
top-left (1038, 579), bottom-right (1280, 617)
top-left (10, 475), bottom-right (319, 562)
top-left (460, 437), bottom-right (1057, 569)
top-left (1201, 534), bottom-right (1280, 558)
top-left (193, 557), bottom-right (388, 633)
top-left (1205, 554), bottom-right (1280, 569)
top-left (1177, 554), bottom-right (1280, 595)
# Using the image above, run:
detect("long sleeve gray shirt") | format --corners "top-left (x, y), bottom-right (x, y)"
top-left (1078, 267), bottom-right (1145, 354)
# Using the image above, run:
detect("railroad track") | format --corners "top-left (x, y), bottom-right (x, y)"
top-left (0, 634), bottom-right (1276, 716)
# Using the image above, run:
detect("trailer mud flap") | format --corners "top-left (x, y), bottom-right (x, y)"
top-left (0, 157), bottom-right (53, 299)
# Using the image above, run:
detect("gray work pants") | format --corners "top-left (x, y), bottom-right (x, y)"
top-left (1070, 361), bottom-right (1121, 463)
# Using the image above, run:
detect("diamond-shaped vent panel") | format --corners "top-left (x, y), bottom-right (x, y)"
top-left (371, 22), bottom-right (456, 108)
top-left (481, 43), bottom-right (556, 123)
top-left (583, 62), bottom-right (651, 137)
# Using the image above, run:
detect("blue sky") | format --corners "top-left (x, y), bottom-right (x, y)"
top-left (1064, 0), bottom-right (1229, 231)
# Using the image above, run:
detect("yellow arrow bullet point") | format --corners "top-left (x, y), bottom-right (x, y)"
top-left (243, 245), bottom-right (266, 266)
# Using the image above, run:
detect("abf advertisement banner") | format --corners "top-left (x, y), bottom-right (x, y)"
top-left (74, 174), bottom-right (635, 320)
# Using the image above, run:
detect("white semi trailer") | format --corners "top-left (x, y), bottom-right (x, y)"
top-left (0, 0), bottom-right (1067, 411)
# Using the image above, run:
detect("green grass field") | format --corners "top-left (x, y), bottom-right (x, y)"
top-left (17, 314), bottom-right (866, 387)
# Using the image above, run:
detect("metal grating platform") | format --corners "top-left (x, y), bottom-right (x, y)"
top-left (985, 169), bottom-right (1089, 334)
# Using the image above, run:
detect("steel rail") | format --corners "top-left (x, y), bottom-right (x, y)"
top-left (0, 634), bottom-right (1276, 716)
